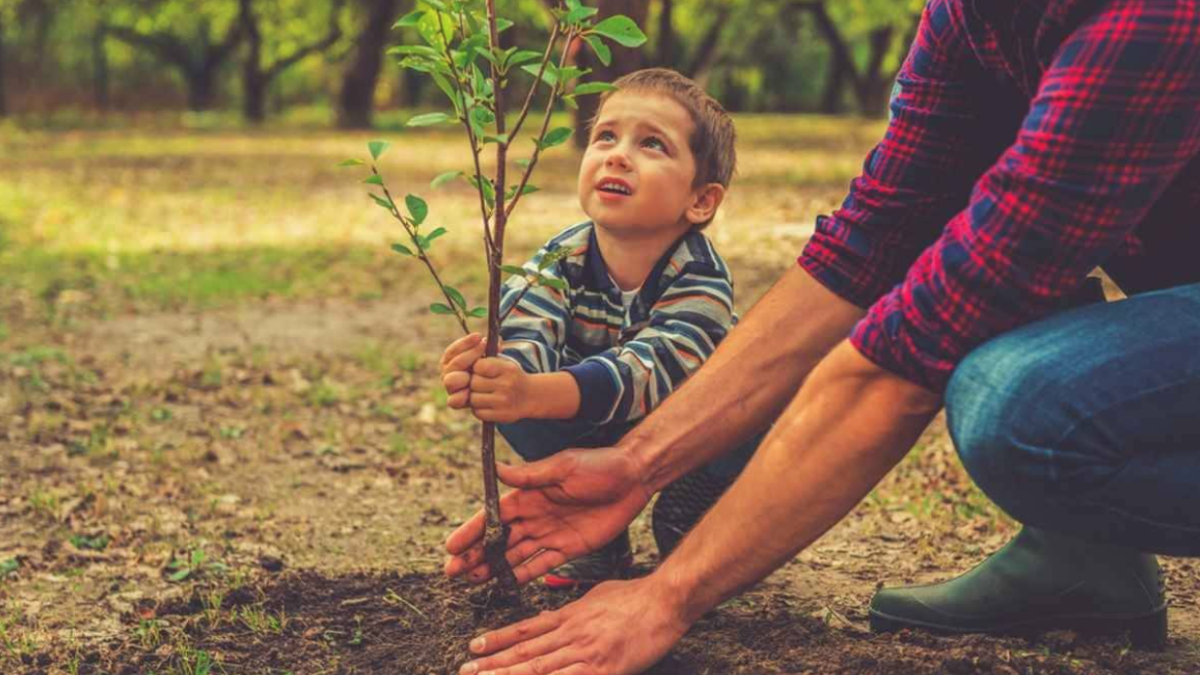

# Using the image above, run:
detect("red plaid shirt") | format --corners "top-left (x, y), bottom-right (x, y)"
top-left (799, 0), bottom-right (1200, 392)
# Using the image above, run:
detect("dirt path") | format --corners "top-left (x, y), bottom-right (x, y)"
top-left (2, 295), bottom-right (1197, 674)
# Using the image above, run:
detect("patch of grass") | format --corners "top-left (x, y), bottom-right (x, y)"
top-left (238, 606), bottom-right (288, 635)
top-left (306, 379), bottom-right (344, 408)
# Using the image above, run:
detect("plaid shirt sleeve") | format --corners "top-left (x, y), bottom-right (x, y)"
top-left (806, 0), bottom-right (1200, 392)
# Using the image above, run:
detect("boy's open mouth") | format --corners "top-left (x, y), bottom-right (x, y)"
top-left (596, 178), bottom-right (634, 196)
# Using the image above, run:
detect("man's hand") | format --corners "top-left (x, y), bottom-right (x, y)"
top-left (466, 357), bottom-right (533, 424)
top-left (441, 333), bottom-right (486, 410)
top-left (445, 448), bottom-right (651, 585)
top-left (456, 576), bottom-right (689, 675)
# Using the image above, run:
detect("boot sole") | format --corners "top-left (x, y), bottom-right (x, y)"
top-left (869, 605), bottom-right (1167, 651)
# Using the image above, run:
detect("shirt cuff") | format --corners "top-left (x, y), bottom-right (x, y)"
top-left (563, 361), bottom-right (619, 424)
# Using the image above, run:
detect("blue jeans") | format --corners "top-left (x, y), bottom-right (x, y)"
top-left (945, 282), bottom-right (1200, 557)
top-left (499, 417), bottom-right (758, 481)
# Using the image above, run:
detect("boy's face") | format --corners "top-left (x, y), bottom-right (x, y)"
top-left (578, 92), bottom-right (708, 236)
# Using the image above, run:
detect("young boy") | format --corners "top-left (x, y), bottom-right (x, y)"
top-left (439, 68), bottom-right (756, 588)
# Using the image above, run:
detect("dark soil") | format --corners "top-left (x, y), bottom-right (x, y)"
top-left (53, 570), bottom-right (1193, 675)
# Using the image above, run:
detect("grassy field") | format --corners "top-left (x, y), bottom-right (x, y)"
top-left (1, 115), bottom-right (1197, 674)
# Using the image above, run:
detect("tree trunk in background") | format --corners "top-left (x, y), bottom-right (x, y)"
top-left (803, 1), bottom-right (852, 114)
top-left (655, 0), bottom-right (674, 68)
top-left (105, 23), bottom-right (242, 112)
top-left (574, 0), bottom-right (650, 148)
top-left (338, 0), bottom-right (400, 128)
top-left (852, 26), bottom-right (893, 116)
top-left (239, 0), bottom-right (343, 124)
top-left (683, 5), bottom-right (729, 84)
top-left (240, 0), bottom-right (268, 123)
top-left (93, 26), bottom-right (110, 111)
top-left (0, 14), bottom-right (7, 117)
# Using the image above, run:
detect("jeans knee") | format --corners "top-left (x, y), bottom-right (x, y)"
top-left (946, 340), bottom-right (1060, 508)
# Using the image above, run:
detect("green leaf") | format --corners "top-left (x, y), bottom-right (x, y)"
top-left (566, 5), bottom-right (600, 24)
top-left (392, 9), bottom-right (425, 28)
top-left (168, 568), bottom-right (192, 582)
top-left (470, 106), bottom-right (496, 128)
top-left (521, 63), bottom-right (558, 86)
top-left (572, 82), bottom-right (619, 96)
top-left (405, 194), bottom-right (428, 225)
top-left (370, 194), bottom-right (395, 211)
top-left (500, 264), bottom-right (528, 276)
top-left (363, 174), bottom-right (384, 186)
top-left (391, 243), bottom-right (415, 257)
top-left (469, 175), bottom-right (496, 209)
top-left (538, 127), bottom-right (573, 150)
top-left (425, 227), bottom-right (448, 244)
top-left (505, 49), bottom-right (543, 69)
top-left (431, 171), bottom-right (463, 189)
top-left (420, 0), bottom-right (448, 11)
top-left (0, 558), bottom-right (18, 578)
top-left (565, 0), bottom-right (583, 11)
top-left (483, 133), bottom-right (510, 145)
top-left (561, 95), bottom-right (579, 110)
top-left (469, 307), bottom-right (488, 318)
top-left (515, 158), bottom-right (532, 168)
top-left (407, 112), bottom-right (452, 127)
top-left (540, 277), bottom-right (569, 291)
top-left (538, 245), bottom-right (571, 270)
top-left (590, 16), bottom-right (647, 48)
top-left (506, 184), bottom-right (539, 200)
top-left (445, 286), bottom-right (467, 310)
top-left (558, 66), bottom-right (588, 82)
top-left (584, 34), bottom-right (611, 66)
top-left (496, 18), bottom-right (514, 33)
top-left (338, 158), bottom-right (365, 167)
top-left (368, 140), bottom-right (391, 161)
top-left (430, 72), bottom-right (462, 115)
top-left (387, 45), bottom-right (440, 57)
top-left (430, 303), bottom-right (455, 315)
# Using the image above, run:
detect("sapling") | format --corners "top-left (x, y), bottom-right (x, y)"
top-left (343, 0), bottom-right (646, 597)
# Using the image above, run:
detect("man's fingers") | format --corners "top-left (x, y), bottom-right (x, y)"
top-left (513, 549), bottom-right (566, 586)
top-left (441, 333), bottom-right (483, 370)
top-left (497, 457), bottom-right (570, 489)
top-left (459, 630), bottom-right (576, 674)
top-left (446, 510), bottom-right (488, 556)
top-left (469, 610), bottom-right (562, 656)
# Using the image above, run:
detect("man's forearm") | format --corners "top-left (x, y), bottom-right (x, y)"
top-left (624, 265), bottom-right (865, 493)
top-left (654, 342), bottom-right (942, 623)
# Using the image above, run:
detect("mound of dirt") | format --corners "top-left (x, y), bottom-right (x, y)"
top-left (56, 570), bottom-right (1189, 675)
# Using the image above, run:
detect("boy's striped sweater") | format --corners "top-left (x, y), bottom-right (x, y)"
top-left (500, 221), bottom-right (736, 425)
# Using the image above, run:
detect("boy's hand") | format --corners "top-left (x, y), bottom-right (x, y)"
top-left (466, 357), bottom-right (533, 423)
top-left (440, 333), bottom-right (486, 410)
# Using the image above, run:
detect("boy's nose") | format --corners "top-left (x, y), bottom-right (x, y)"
top-left (604, 148), bottom-right (632, 170)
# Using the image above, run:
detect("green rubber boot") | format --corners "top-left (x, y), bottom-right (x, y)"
top-left (869, 528), bottom-right (1167, 649)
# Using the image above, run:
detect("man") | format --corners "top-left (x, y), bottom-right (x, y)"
top-left (445, 1), bottom-right (1200, 673)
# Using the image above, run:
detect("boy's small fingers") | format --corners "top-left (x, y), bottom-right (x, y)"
top-left (441, 333), bottom-right (481, 367)
top-left (443, 371), bottom-right (470, 393)
top-left (447, 391), bottom-right (471, 409)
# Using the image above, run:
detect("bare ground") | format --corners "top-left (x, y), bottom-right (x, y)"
top-left (2, 286), bottom-right (1198, 674)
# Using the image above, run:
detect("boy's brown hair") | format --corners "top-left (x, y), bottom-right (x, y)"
top-left (591, 68), bottom-right (737, 225)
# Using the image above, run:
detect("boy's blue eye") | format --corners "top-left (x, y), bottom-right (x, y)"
top-left (595, 130), bottom-right (616, 142)
top-left (643, 136), bottom-right (667, 152)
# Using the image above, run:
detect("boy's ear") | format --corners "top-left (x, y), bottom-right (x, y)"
top-left (684, 183), bottom-right (725, 225)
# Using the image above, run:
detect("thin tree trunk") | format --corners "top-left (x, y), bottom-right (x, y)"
top-left (240, 0), bottom-right (267, 123)
top-left (93, 26), bottom-right (110, 111)
top-left (0, 14), bottom-right (7, 117)
top-left (339, 0), bottom-right (401, 128)
top-left (683, 5), bottom-right (729, 81)
top-left (802, 1), bottom-right (853, 114)
top-left (239, 0), bottom-right (343, 124)
top-left (574, 0), bottom-right (650, 148)
top-left (105, 22), bottom-right (242, 113)
top-left (853, 26), bottom-right (893, 116)
top-left (655, 0), bottom-right (674, 68)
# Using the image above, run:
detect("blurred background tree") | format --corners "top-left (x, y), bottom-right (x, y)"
top-left (0, 0), bottom-right (922, 124)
